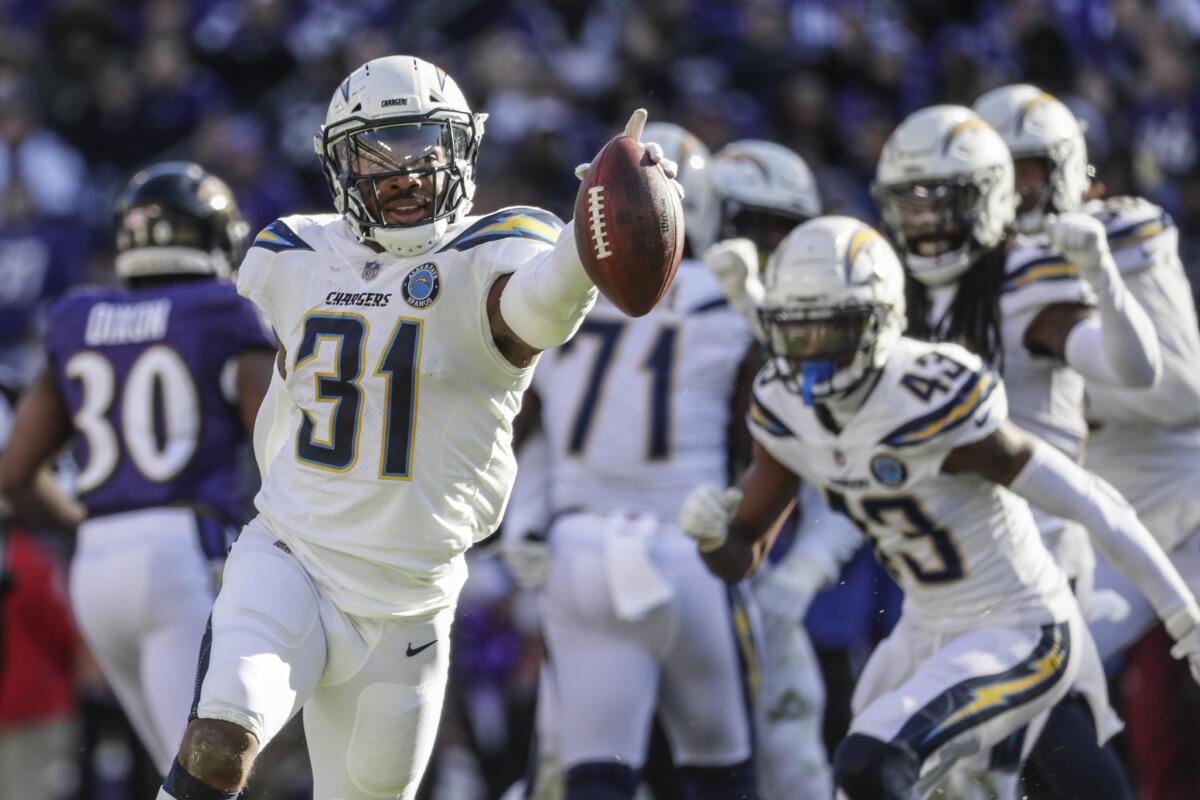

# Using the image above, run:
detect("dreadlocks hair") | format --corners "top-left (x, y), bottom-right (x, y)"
top-left (903, 243), bottom-right (1009, 373)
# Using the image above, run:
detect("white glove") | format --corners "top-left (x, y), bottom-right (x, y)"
top-left (575, 109), bottom-right (684, 199)
top-left (501, 531), bottom-right (551, 591)
top-left (1167, 605), bottom-right (1200, 686)
top-left (752, 555), bottom-right (825, 620)
top-left (679, 483), bottom-right (742, 552)
top-left (1045, 212), bottom-right (1118, 288)
top-left (703, 238), bottom-right (766, 340)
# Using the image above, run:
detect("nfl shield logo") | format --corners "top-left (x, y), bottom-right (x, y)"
top-left (362, 260), bottom-right (381, 281)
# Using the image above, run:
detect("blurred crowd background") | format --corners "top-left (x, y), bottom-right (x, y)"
top-left (3, 0), bottom-right (1200, 798)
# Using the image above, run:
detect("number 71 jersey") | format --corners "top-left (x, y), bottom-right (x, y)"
top-left (749, 338), bottom-right (1072, 632)
top-left (238, 210), bottom-right (561, 619)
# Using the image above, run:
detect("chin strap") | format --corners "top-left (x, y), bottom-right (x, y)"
top-left (800, 361), bottom-right (837, 407)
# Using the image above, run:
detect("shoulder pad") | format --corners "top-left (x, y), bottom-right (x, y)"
top-left (748, 367), bottom-right (796, 438)
top-left (439, 207), bottom-right (563, 252)
top-left (1085, 196), bottom-right (1174, 250)
top-left (251, 218), bottom-right (315, 253)
top-left (881, 343), bottom-right (999, 448)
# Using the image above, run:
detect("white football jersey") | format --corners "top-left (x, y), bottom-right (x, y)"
top-left (238, 207), bottom-right (564, 618)
top-left (929, 238), bottom-right (1095, 571)
top-left (995, 235), bottom-right (1095, 460)
top-left (1080, 198), bottom-right (1200, 550)
top-left (749, 338), bottom-right (1073, 632)
top-left (532, 261), bottom-right (754, 522)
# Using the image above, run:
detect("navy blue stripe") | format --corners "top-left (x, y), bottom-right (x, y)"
top-left (750, 392), bottom-right (795, 437)
top-left (438, 207), bottom-right (563, 252)
top-left (726, 584), bottom-right (759, 750)
top-left (1107, 211), bottom-right (1172, 242)
top-left (895, 623), bottom-right (1070, 763)
top-left (251, 219), bottom-right (313, 253)
top-left (881, 368), bottom-right (995, 448)
top-left (989, 726), bottom-right (1028, 772)
top-left (188, 615), bottom-right (213, 723)
top-left (1002, 254), bottom-right (1070, 289)
top-left (688, 297), bottom-right (729, 315)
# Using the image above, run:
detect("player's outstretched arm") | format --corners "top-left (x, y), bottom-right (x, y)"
top-left (0, 368), bottom-right (85, 535)
top-left (1030, 212), bottom-right (1161, 387)
top-left (944, 420), bottom-right (1200, 680)
top-left (680, 439), bottom-right (799, 583)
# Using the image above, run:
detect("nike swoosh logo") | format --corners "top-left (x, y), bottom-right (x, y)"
top-left (974, 411), bottom-right (991, 428)
top-left (406, 639), bottom-right (437, 657)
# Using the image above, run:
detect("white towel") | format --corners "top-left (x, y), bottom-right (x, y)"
top-left (604, 514), bottom-right (673, 621)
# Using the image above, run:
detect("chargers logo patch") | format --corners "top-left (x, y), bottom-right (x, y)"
top-left (870, 454), bottom-right (907, 488)
top-left (402, 263), bottom-right (440, 308)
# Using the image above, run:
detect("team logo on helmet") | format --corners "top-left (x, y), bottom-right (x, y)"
top-left (402, 263), bottom-right (440, 308)
top-left (870, 454), bottom-right (908, 488)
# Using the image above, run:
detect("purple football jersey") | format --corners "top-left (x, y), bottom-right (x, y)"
top-left (45, 279), bottom-right (274, 539)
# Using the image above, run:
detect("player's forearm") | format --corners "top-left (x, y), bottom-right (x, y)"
top-left (1010, 439), bottom-right (1196, 621)
top-left (498, 226), bottom-right (598, 352)
top-left (1064, 281), bottom-right (1160, 387)
top-left (700, 523), bottom-right (773, 584)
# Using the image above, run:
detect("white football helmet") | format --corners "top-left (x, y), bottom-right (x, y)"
top-left (315, 56), bottom-right (487, 257)
top-left (642, 122), bottom-right (720, 257)
top-left (973, 84), bottom-right (1090, 234)
top-left (759, 216), bottom-right (906, 404)
top-left (874, 105), bottom-right (1016, 286)
top-left (713, 139), bottom-right (821, 254)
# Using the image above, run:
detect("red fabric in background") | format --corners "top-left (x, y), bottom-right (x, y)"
top-left (1120, 627), bottom-right (1200, 800)
top-left (0, 526), bottom-right (77, 725)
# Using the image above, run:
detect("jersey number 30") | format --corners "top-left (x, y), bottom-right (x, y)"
top-left (293, 314), bottom-right (422, 478)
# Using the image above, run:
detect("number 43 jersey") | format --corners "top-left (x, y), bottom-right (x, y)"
top-left (749, 338), bottom-right (1073, 632)
top-left (238, 209), bottom-right (562, 619)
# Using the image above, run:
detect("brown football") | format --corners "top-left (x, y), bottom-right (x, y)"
top-left (573, 135), bottom-right (685, 317)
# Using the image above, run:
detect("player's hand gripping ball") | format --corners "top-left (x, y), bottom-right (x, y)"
top-left (574, 109), bottom-right (686, 317)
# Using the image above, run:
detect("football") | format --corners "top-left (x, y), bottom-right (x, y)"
top-left (573, 135), bottom-right (686, 317)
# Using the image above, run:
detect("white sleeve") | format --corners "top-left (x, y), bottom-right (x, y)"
top-left (1063, 270), bottom-right (1161, 387)
top-left (499, 225), bottom-right (598, 351)
top-left (1009, 438), bottom-right (1198, 622)
top-left (252, 370), bottom-right (292, 479)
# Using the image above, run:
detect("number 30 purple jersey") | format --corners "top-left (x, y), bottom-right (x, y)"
top-left (45, 280), bottom-right (274, 530)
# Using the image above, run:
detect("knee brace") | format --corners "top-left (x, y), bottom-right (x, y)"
top-left (834, 733), bottom-right (920, 800)
top-left (678, 759), bottom-right (758, 800)
top-left (565, 761), bottom-right (639, 800)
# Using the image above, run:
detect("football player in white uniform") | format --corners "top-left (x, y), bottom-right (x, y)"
top-left (678, 216), bottom-right (1200, 800)
top-left (874, 101), bottom-right (1160, 798)
top-left (151, 56), bottom-right (680, 800)
top-left (975, 84), bottom-right (1200, 663)
top-left (507, 122), bottom-right (762, 800)
top-left (707, 138), bottom-right (850, 800)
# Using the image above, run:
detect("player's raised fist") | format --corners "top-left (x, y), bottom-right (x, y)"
top-left (573, 109), bottom-right (685, 317)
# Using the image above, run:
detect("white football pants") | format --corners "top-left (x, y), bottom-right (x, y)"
top-left (538, 512), bottom-right (756, 771)
top-left (845, 608), bottom-right (1109, 799)
top-left (193, 519), bottom-right (452, 800)
top-left (70, 508), bottom-right (215, 774)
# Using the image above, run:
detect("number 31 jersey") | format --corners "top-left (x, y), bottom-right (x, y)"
top-left (238, 208), bottom-right (562, 619)
top-left (45, 280), bottom-right (274, 547)
top-left (748, 338), bottom-right (1072, 632)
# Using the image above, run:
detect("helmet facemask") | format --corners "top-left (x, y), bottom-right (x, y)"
top-left (319, 111), bottom-right (482, 256)
top-left (875, 172), bottom-right (999, 286)
top-left (759, 303), bottom-right (887, 406)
